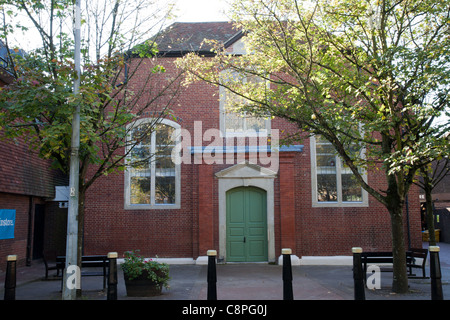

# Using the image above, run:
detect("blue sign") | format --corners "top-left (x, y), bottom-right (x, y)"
top-left (0, 209), bottom-right (16, 240)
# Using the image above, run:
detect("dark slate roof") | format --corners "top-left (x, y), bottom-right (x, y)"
top-left (153, 21), bottom-right (243, 56)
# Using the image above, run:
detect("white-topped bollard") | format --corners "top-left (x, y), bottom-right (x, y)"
top-left (282, 248), bottom-right (293, 300)
top-left (107, 252), bottom-right (118, 300)
top-left (429, 246), bottom-right (443, 300)
top-left (352, 247), bottom-right (365, 300)
top-left (207, 250), bottom-right (217, 256)
top-left (207, 250), bottom-right (217, 300)
top-left (352, 247), bottom-right (363, 254)
top-left (4, 255), bottom-right (17, 300)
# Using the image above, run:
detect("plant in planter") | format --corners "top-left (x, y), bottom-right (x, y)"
top-left (121, 250), bottom-right (170, 297)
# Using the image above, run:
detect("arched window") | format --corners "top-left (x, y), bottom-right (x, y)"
top-left (124, 118), bottom-right (180, 209)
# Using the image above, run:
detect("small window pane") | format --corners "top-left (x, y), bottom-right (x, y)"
top-left (131, 123), bottom-right (153, 145)
top-left (155, 176), bottom-right (175, 204)
top-left (155, 156), bottom-right (175, 178)
top-left (225, 111), bottom-right (245, 133)
top-left (342, 173), bottom-right (362, 202)
top-left (129, 146), bottom-right (150, 168)
top-left (130, 171), bottom-right (151, 204)
top-left (317, 154), bottom-right (337, 168)
top-left (156, 124), bottom-right (174, 146)
top-left (316, 143), bottom-right (336, 155)
top-left (317, 173), bottom-right (338, 202)
top-left (316, 137), bottom-right (338, 202)
top-left (246, 116), bottom-right (266, 133)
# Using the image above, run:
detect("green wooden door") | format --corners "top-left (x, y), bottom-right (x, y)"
top-left (226, 187), bottom-right (268, 262)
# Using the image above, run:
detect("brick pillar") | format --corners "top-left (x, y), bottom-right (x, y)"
top-left (279, 154), bottom-right (296, 251)
top-left (198, 164), bottom-right (214, 254)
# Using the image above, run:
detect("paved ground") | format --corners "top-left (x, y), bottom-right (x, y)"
top-left (1, 242), bottom-right (450, 301)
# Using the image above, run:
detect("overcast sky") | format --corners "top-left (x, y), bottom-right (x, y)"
top-left (173, 0), bottom-right (230, 22)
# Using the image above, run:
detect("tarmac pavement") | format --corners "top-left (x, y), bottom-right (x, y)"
top-left (1, 242), bottom-right (450, 301)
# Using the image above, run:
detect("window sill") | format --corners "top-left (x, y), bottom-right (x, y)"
top-left (124, 203), bottom-right (181, 210)
top-left (312, 201), bottom-right (369, 208)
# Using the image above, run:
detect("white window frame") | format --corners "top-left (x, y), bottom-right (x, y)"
top-left (310, 135), bottom-right (368, 208)
top-left (219, 71), bottom-right (271, 138)
top-left (124, 118), bottom-right (181, 210)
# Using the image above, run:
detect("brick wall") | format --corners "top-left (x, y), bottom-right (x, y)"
top-left (0, 193), bottom-right (30, 272)
top-left (0, 81), bottom-right (68, 270)
top-left (0, 194), bottom-right (54, 272)
top-left (0, 136), bottom-right (67, 197)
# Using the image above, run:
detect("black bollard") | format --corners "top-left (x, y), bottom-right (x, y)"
top-left (107, 252), bottom-right (118, 300)
top-left (282, 248), bottom-right (294, 300)
top-left (4, 255), bottom-right (17, 300)
top-left (429, 246), bottom-right (444, 300)
top-left (207, 250), bottom-right (217, 300)
top-left (352, 247), bottom-right (365, 300)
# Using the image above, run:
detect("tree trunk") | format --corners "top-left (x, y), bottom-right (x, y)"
top-left (380, 132), bottom-right (409, 294)
top-left (387, 198), bottom-right (409, 294)
top-left (423, 174), bottom-right (437, 245)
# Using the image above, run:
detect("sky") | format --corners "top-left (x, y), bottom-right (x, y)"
top-left (3, 0), bottom-right (231, 52)
top-left (173, 0), bottom-right (230, 22)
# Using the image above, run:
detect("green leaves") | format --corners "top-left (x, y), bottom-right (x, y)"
top-left (132, 40), bottom-right (159, 58)
top-left (121, 250), bottom-right (170, 288)
top-left (178, 0), bottom-right (449, 202)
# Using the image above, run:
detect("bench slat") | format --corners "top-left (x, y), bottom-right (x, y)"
top-left (55, 255), bottom-right (109, 289)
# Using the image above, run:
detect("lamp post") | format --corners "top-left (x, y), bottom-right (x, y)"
top-left (62, 0), bottom-right (81, 300)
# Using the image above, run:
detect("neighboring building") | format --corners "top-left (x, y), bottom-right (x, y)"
top-left (83, 22), bottom-right (422, 264)
top-left (0, 41), bottom-right (15, 86)
top-left (0, 41), bottom-right (67, 273)
top-left (419, 160), bottom-right (450, 243)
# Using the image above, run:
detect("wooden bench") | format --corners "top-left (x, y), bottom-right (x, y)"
top-left (407, 248), bottom-right (428, 279)
top-left (56, 255), bottom-right (109, 289)
top-left (361, 251), bottom-right (413, 282)
top-left (43, 254), bottom-right (64, 279)
top-left (361, 249), bottom-right (429, 280)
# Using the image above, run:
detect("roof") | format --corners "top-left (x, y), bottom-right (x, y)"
top-left (152, 21), bottom-right (243, 56)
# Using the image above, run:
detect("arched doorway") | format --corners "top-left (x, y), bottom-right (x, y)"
top-left (216, 162), bottom-right (276, 263)
top-left (226, 187), bottom-right (268, 262)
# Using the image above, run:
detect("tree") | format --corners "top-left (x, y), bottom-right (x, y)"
top-left (177, 0), bottom-right (450, 293)
top-left (0, 0), bottom-right (181, 296)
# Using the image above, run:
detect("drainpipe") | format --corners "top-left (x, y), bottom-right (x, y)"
top-left (26, 196), bottom-right (33, 266)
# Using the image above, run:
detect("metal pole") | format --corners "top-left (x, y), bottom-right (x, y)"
top-left (4, 255), bottom-right (17, 300)
top-left (352, 247), bottom-right (365, 300)
top-left (282, 248), bottom-right (294, 300)
top-left (207, 250), bottom-right (217, 300)
top-left (62, 0), bottom-right (81, 300)
top-left (107, 252), bottom-right (118, 300)
top-left (429, 246), bottom-right (444, 300)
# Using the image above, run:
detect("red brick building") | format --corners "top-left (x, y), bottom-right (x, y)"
top-left (0, 41), bottom-right (68, 272)
top-left (84, 23), bottom-right (421, 261)
top-left (80, 22), bottom-right (422, 264)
